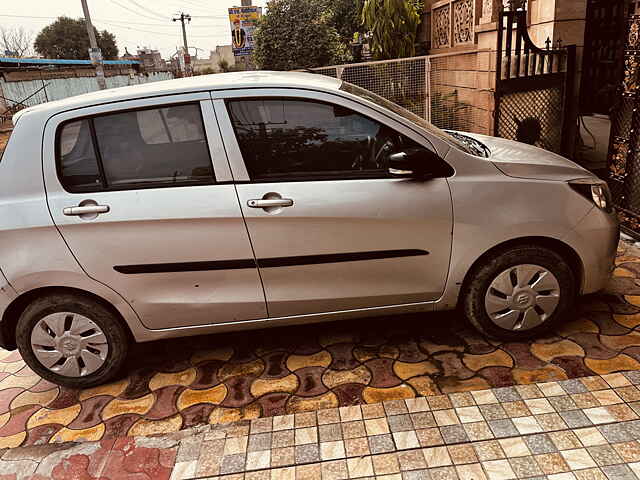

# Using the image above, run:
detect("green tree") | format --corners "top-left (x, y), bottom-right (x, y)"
top-left (253, 0), bottom-right (344, 70)
top-left (34, 17), bottom-right (118, 60)
top-left (324, 0), bottom-right (363, 44)
top-left (361, 0), bottom-right (421, 60)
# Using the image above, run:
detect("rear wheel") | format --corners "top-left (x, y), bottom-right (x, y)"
top-left (16, 293), bottom-right (129, 388)
top-left (462, 245), bottom-right (576, 340)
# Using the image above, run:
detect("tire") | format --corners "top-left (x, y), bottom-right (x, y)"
top-left (461, 245), bottom-right (576, 341)
top-left (16, 293), bottom-right (129, 388)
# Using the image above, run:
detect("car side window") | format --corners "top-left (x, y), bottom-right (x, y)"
top-left (58, 119), bottom-right (103, 192)
top-left (227, 98), bottom-right (421, 181)
top-left (57, 103), bottom-right (215, 192)
top-left (94, 104), bottom-right (213, 188)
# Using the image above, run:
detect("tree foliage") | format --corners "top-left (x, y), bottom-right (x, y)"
top-left (361, 0), bottom-right (421, 60)
top-left (34, 17), bottom-right (118, 60)
top-left (0, 27), bottom-right (33, 57)
top-left (324, 0), bottom-right (363, 44)
top-left (253, 0), bottom-right (344, 70)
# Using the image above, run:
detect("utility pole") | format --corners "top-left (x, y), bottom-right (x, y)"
top-left (173, 12), bottom-right (191, 76)
top-left (80, 0), bottom-right (107, 90)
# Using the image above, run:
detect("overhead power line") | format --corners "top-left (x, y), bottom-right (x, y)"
top-left (97, 18), bottom-right (226, 28)
top-left (107, 0), bottom-right (171, 22)
top-left (94, 19), bottom-right (224, 39)
top-left (124, 0), bottom-right (170, 20)
top-left (94, 20), bottom-right (183, 37)
top-left (0, 14), bottom-right (58, 19)
top-left (105, 19), bottom-right (227, 28)
top-left (181, 0), bottom-right (212, 7)
top-left (0, 14), bottom-right (224, 27)
top-left (169, 0), bottom-right (212, 12)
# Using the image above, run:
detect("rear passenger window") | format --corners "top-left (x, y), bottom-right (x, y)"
top-left (137, 106), bottom-right (206, 144)
top-left (57, 103), bottom-right (215, 192)
top-left (58, 119), bottom-right (103, 192)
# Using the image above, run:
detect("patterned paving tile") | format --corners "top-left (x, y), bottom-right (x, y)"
top-left (0, 241), bottom-right (640, 448)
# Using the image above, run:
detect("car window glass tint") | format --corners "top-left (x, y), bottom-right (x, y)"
top-left (93, 103), bottom-right (213, 187)
top-left (58, 119), bottom-right (103, 192)
top-left (138, 105), bottom-right (206, 144)
top-left (228, 99), bottom-right (417, 181)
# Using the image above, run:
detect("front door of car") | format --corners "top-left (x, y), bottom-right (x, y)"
top-left (42, 94), bottom-right (266, 329)
top-left (215, 91), bottom-right (453, 318)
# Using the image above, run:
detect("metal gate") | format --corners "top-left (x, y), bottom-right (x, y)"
top-left (608, 15), bottom-right (640, 234)
top-left (494, 9), bottom-right (577, 157)
top-left (580, 0), bottom-right (629, 115)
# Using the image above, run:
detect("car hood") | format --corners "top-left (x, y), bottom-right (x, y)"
top-left (460, 132), bottom-right (595, 182)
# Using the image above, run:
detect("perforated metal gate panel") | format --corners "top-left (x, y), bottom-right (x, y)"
top-left (497, 87), bottom-right (564, 154)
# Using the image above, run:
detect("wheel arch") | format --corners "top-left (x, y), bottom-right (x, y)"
top-left (458, 236), bottom-right (584, 305)
top-left (1, 286), bottom-right (135, 350)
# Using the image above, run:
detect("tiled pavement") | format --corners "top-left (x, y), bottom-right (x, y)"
top-left (5, 372), bottom-right (640, 479)
top-left (2, 241), bottom-right (640, 448)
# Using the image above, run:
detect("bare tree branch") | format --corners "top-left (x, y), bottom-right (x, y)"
top-left (0, 26), bottom-right (34, 57)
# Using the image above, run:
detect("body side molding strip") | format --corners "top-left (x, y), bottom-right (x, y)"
top-left (114, 249), bottom-right (429, 274)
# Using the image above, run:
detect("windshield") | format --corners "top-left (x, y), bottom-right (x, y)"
top-left (339, 81), bottom-right (481, 156)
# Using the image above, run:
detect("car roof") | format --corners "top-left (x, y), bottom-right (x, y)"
top-left (14, 70), bottom-right (342, 122)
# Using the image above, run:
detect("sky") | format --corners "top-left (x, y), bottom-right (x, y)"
top-left (0, 0), bottom-right (267, 59)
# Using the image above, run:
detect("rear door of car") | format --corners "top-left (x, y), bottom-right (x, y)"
top-left (214, 88), bottom-right (454, 318)
top-left (42, 93), bottom-right (267, 330)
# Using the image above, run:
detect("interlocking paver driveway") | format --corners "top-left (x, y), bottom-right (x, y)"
top-left (1, 240), bottom-right (640, 448)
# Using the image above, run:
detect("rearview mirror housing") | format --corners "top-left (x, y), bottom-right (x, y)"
top-left (388, 148), bottom-right (453, 179)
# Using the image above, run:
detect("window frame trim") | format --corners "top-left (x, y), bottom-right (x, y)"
top-left (52, 97), bottom-right (224, 194)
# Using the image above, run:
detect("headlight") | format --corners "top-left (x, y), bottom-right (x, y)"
top-left (569, 178), bottom-right (613, 213)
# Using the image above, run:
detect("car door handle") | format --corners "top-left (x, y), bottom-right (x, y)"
top-left (247, 199), bottom-right (294, 208)
top-left (63, 205), bottom-right (110, 216)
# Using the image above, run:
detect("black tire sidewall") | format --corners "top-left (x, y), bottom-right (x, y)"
top-left (463, 246), bottom-right (576, 341)
top-left (16, 294), bottom-right (129, 388)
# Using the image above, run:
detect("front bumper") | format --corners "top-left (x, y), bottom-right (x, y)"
top-left (564, 206), bottom-right (619, 295)
top-left (0, 270), bottom-right (17, 350)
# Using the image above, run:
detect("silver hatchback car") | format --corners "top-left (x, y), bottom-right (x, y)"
top-left (0, 71), bottom-right (618, 387)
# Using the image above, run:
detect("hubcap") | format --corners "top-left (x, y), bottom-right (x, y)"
top-left (484, 264), bottom-right (561, 332)
top-left (30, 312), bottom-right (108, 377)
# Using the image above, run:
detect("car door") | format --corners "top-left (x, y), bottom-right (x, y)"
top-left (43, 93), bottom-right (267, 330)
top-left (214, 89), bottom-right (453, 318)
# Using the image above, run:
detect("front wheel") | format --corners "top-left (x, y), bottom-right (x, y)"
top-left (16, 293), bottom-right (129, 388)
top-left (462, 245), bottom-right (576, 341)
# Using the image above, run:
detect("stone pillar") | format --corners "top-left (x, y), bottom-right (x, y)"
top-left (475, 0), bottom-right (501, 135)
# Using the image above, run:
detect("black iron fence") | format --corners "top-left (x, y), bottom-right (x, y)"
top-left (608, 15), bottom-right (640, 236)
top-left (494, 10), bottom-right (578, 157)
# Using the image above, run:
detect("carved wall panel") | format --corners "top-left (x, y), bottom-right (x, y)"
top-left (432, 4), bottom-right (451, 49)
top-left (453, 0), bottom-right (474, 45)
top-left (481, 0), bottom-right (498, 23)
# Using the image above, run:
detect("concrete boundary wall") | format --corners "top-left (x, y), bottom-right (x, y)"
top-left (0, 71), bottom-right (173, 111)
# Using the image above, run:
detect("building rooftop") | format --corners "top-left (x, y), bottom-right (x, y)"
top-left (0, 56), bottom-right (140, 66)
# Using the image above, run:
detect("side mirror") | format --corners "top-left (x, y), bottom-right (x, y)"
top-left (388, 148), bottom-right (450, 178)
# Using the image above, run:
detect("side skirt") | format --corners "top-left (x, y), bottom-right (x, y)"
top-left (133, 300), bottom-right (438, 343)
